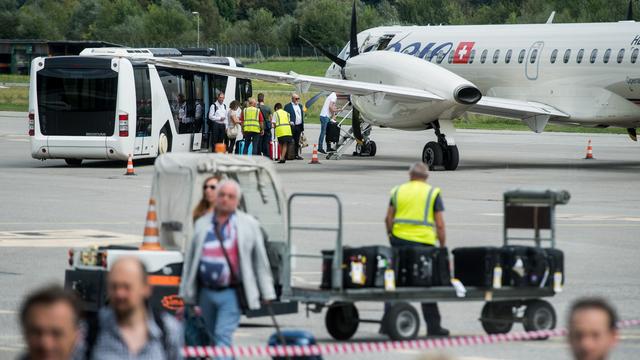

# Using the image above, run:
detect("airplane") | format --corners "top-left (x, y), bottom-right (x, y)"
top-left (147, 1), bottom-right (640, 171)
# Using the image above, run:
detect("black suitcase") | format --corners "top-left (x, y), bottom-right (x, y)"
top-left (320, 250), bottom-right (334, 289)
top-left (501, 246), bottom-right (548, 287)
top-left (397, 247), bottom-right (450, 287)
top-left (326, 121), bottom-right (340, 143)
top-left (343, 246), bottom-right (394, 288)
top-left (452, 247), bottom-right (502, 287)
top-left (543, 248), bottom-right (565, 288)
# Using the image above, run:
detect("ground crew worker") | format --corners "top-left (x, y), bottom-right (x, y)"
top-left (240, 98), bottom-right (263, 155)
top-left (272, 103), bottom-right (293, 163)
top-left (384, 162), bottom-right (449, 337)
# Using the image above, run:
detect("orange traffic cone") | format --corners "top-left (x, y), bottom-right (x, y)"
top-left (309, 144), bottom-right (321, 164)
top-left (125, 154), bottom-right (135, 175)
top-left (585, 139), bottom-right (594, 159)
top-left (215, 143), bottom-right (227, 153)
top-left (140, 198), bottom-right (163, 251)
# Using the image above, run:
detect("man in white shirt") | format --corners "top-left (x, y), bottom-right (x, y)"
top-left (319, 92), bottom-right (337, 154)
top-left (284, 93), bottom-right (304, 160)
top-left (208, 92), bottom-right (228, 151)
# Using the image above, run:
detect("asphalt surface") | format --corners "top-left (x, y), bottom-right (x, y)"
top-left (1, 111), bottom-right (639, 359)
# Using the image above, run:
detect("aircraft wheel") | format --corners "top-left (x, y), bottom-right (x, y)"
top-left (422, 142), bottom-right (443, 170)
top-left (368, 141), bottom-right (377, 156)
top-left (444, 145), bottom-right (459, 170)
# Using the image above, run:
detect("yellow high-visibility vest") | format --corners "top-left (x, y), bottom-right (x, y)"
top-left (390, 180), bottom-right (441, 245)
top-left (273, 109), bottom-right (292, 138)
top-left (243, 107), bottom-right (260, 133)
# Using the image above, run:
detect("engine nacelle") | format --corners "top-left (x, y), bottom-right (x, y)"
top-left (341, 51), bottom-right (481, 129)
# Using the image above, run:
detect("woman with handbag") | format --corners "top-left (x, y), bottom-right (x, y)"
top-left (180, 180), bottom-right (276, 357)
top-left (225, 100), bottom-right (242, 154)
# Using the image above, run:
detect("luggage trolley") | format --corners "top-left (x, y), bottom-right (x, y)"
top-left (282, 190), bottom-right (570, 341)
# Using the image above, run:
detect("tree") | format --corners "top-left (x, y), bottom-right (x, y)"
top-left (0, 0), bottom-right (19, 38)
top-left (142, 0), bottom-right (195, 46)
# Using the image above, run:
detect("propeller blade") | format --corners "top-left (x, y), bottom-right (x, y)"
top-left (300, 36), bottom-right (346, 68)
top-left (352, 106), bottom-right (363, 142)
top-left (305, 91), bottom-right (330, 109)
top-left (627, 0), bottom-right (633, 20)
top-left (349, 0), bottom-right (359, 58)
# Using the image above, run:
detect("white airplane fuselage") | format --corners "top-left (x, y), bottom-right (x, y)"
top-left (327, 21), bottom-right (640, 130)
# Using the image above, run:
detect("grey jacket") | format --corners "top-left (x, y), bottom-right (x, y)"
top-left (179, 210), bottom-right (276, 310)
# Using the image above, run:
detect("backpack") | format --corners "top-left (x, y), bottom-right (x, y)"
top-left (84, 308), bottom-right (169, 359)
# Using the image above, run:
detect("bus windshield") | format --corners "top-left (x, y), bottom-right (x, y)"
top-left (37, 67), bottom-right (118, 136)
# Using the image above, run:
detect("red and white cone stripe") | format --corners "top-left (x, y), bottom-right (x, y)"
top-left (182, 319), bottom-right (640, 358)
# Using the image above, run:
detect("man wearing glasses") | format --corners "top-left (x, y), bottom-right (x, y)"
top-left (284, 93), bottom-right (304, 160)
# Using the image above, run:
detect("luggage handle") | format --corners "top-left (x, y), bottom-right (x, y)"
top-left (266, 303), bottom-right (291, 360)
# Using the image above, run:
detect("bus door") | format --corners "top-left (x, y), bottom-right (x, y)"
top-left (133, 66), bottom-right (153, 155)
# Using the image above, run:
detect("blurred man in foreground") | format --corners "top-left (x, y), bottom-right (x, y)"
top-left (568, 297), bottom-right (619, 360)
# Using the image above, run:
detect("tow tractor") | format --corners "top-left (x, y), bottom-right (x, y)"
top-left (65, 153), bottom-right (569, 341)
top-left (65, 153), bottom-right (298, 318)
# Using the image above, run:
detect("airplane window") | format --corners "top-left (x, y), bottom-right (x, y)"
top-left (603, 48), bottom-right (611, 63)
top-left (481, 49), bottom-right (488, 64)
top-left (590, 49), bottom-right (598, 63)
top-left (617, 48), bottom-right (625, 63)
top-left (632, 48), bottom-right (639, 63)
top-left (550, 49), bottom-right (558, 64)
top-left (530, 49), bottom-right (538, 63)
top-left (448, 50), bottom-right (454, 64)
top-left (518, 49), bottom-right (526, 63)
top-left (563, 49), bottom-right (571, 64)
top-left (576, 49), bottom-right (584, 64)
top-left (492, 49), bottom-right (500, 64)
top-left (469, 49), bottom-right (476, 64)
top-left (363, 45), bottom-right (375, 53)
top-left (505, 49), bottom-right (512, 63)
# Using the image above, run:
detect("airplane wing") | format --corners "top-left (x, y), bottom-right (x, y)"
top-left (468, 96), bottom-right (570, 133)
top-left (146, 58), bottom-right (444, 102)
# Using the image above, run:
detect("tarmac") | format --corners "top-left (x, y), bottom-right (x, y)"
top-left (0, 111), bottom-right (639, 359)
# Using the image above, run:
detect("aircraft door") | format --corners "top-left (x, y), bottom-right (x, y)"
top-left (525, 41), bottom-right (544, 80)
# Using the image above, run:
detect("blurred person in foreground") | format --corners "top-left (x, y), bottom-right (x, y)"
top-left (20, 285), bottom-right (82, 360)
top-left (192, 176), bottom-right (221, 221)
top-left (87, 257), bottom-right (183, 359)
top-left (568, 297), bottom-right (619, 360)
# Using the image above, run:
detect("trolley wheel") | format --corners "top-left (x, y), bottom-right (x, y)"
top-left (523, 299), bottom-right (556, 334)
top-left (64, 158), bottom-right (83, 167)
top-left (325, 302), bottom-right (359, 340)
top-left (383, 302), bottom-right (420, 340)
top-left (480, 302), bottom-right (515, 334)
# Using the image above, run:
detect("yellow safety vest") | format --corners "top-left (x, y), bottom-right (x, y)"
top-left (273, 109), bottom-right (292, 138)
top-left (243, 107), bottom-right (260, 134)
top-left (390, 180), bottom-right (441, 245)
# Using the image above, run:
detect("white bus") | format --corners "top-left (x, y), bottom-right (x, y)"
top-left (28, 48), bottom-right (252, 166)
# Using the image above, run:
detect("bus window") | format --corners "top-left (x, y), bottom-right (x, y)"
top-left (36, 67), bottom-right (118, 136)
top-left (134, 67), bottom-right (152, 137)
top-left (209, 75), bottom-right (228, 100)
top-left (194, 74), bottom-right (204, 133)
top-left (158, 68), bottom-right (198, 134)
top-left (235, 79), bottom-right (252, 104)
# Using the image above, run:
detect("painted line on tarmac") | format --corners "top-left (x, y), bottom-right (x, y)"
top-left (0, 310), bottom-right (16, 315)
top-left (0, 229), bottom-right (141, 247)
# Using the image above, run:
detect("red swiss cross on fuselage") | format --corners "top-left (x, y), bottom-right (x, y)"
top-left (453, 42), bottom-right (475, 64)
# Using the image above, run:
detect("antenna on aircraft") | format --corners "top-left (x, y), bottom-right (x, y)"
top-left (627, 0), bottom-right (634, 20)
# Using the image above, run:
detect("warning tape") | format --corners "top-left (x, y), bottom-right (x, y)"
top-left (182, 319), bottom-right (640, 358)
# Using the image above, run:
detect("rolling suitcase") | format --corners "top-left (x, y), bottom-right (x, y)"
top-left (397, 247), bottom-right (450, 287)
top-left (234, 139), bottom-right (245, 155)
top-left (326, 121), bottom-right (340, 143)
top-left (343, 246), bottom-right (394, 288)
top-left (501, 246), bottom-right (548, 287)
top-left (452, 247), bottom-right (502, 287)
top-left (268, 330), bottom-right (323, 360)
top-left (320, 250), bottom-right (334, 289)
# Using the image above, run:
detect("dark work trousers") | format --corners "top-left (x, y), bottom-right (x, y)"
top-left (242, 132), bottom-right (260, 155)
top-left (211, 122), bottom-right (227, 150)
top-left (385, 236), bottom-right (443, 333)
top-left (292, 124), bottom-right (304, 157)
top-left (259, 128), bottom-right (271, 158)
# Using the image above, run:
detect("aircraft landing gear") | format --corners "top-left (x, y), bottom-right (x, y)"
top-left (422, 120), bottom-right (459, 171)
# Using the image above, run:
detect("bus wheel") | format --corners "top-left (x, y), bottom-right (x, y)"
top-left (158, 128), bottom-right (171, 155)
top-left (64, 158), bottom-right (82, 167)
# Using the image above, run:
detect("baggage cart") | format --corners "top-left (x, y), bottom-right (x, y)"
top-left (281, 190), bottom-right (570, 341)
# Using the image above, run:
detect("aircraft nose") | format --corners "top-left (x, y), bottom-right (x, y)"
top-left (454, 85), bottom-right (482, 105)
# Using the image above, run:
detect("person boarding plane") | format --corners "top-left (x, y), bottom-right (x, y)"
top-left (147, 2), bottom-right (640, 170)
